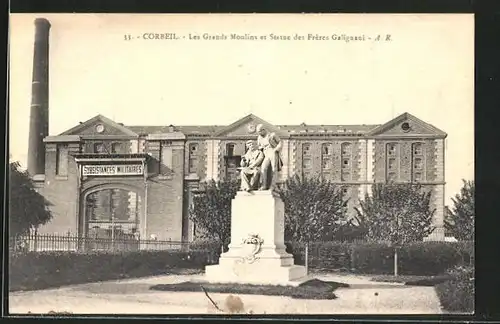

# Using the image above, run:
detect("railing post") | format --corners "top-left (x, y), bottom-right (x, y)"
top-left (305, 242), bottom-right (309, 275)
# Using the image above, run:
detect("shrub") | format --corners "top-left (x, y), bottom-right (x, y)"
top-left (9, 248), bottom-right (218, 292)
top-left (285, 240), bottom-right (474, 276)
top-left (286, 241), bottom-right (351, 270)
top-left (435, 265), bottom-right (474, 313)
top-left (349, 241), bottom-right (474, 275)
top-left (349, 242), bottom-right (394, 274)
top-left (397, 242), bottom-right (467, 275)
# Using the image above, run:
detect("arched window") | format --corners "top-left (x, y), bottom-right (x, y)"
top-left (85, 188), bottom-right (141, 239)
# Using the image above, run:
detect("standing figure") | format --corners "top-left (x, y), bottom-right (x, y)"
top-left (256, 124), bottom-right (283, 190)
top-left (240, 140), bottom-right (264, 192)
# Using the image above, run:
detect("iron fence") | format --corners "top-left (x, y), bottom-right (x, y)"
top-left (10, 233), bottom-right (221, 253)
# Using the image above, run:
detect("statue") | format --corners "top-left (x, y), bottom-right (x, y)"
top-left (256, 124), bottom-right (283, 190)
top-left (239, 140), bottom-right (264, 192)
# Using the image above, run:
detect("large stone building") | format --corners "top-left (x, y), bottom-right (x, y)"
top-left (32, 112), bottom-right (447, 242)
top-left (24, 18), bottom-right (447, 243)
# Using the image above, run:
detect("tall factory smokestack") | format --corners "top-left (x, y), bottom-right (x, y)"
top-left (27, 18), bottom-right (51, 176)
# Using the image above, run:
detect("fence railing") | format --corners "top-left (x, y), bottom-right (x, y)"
top-left (10, 233), bottom-right (220, 253)
top-left (10, 234), bottom-right (474, 272)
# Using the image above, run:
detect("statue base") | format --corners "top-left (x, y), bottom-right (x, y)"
top-left (205, 190), bottom-right (307, 286)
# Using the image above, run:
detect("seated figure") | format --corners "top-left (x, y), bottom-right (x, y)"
top-left (240, 140), bottom-right (264, 192)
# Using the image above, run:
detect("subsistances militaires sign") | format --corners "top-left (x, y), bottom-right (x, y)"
top-left (82, 164), bottom-right (144, 176)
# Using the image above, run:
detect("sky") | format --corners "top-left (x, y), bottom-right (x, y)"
top-left (9, 13), bottom-right (474, 205)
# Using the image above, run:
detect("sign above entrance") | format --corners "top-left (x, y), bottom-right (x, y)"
top-left (82, 164), bottom-right (144, 176)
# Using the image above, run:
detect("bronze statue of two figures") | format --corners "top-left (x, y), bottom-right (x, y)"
top-left (239, 124), bottom-right (284, 192)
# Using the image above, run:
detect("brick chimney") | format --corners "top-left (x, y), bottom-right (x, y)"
top-left (27, 18), bottom-right (51, 176)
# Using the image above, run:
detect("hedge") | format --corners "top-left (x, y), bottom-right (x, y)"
top-left (435, 265), bottom-right (474, 313)
top-left (286, 240), bottom-right (474, 275)
top-left (9, 249), bottom-right (220, 292)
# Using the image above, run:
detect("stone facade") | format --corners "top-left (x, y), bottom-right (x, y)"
top-left (32, 112), bottom-right (447, 242)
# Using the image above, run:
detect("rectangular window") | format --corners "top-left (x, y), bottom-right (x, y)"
top-left (303, 157), bottom-right (312, 170)
top-left (94, 142), bottom-right (106, 153)
top-left (160, 142), bottom-right (173, 174)
top-left (322, 144), bottom-right (330, 155)
top-left (387, 172), bottom-right (397, 182)
top-left (189, 144), bottom-right (199, 174)
top-left (388, 158), bottom-right (397, 170)
top-left (341, 171), bottom-right (351, 182)
top-left (413, 172), bottom-right (422, 182)
top-left (111, 142), bottom-right (122, 154)
top-left (342, 158), bottom-right (350, 168)
top-left (56, 144), bottom-right (69, 176)
top-left (413, 143), bottom-right (423, 155)
top-left (322, 158), bottom-right (332, 170)
top-left (414, 157), bottom-right (423, 170)
top-left (303, 144), bottom-right (311, 155)
top-left (387, 143), bottom-right (397, 156)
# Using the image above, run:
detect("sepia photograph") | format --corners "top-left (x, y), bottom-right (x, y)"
top-left (7, 13), bottom-right (474, 316)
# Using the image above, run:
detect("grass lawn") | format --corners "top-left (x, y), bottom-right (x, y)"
top-left (150, 278), bottom-right (349, 300)
top-left (370, 274), bottom-right (453, 286)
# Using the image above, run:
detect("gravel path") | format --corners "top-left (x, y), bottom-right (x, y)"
top-left (9, 273), bottom-right (443, 315)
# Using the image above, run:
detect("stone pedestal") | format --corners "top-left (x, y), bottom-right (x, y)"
top-left (205, 190), bottom-right (307, 285)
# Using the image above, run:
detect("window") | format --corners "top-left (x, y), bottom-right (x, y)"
top-left (302, 143), bottom-right (313, 176)
top-left (414, 158), bottom-right (423, 170)
top-left (411, 142), bottom-right (424, 182)
top-left (385, 143), bottom-right (399, 182)
top-left (160, 141), bottom-right (173, 174)
top-left (341, 143), bottom-right (352, 155)
top-left (111, 142), bottom-right (122, 154)
top-left (303, 157), bottom-right (312, 170)
top-left (321, 143), bottom-right (332, 172)
top-left (387, 143), bottom-right (397, 156)
top-left (86, 188), bottom-right (141, 239)
top-left (413, 143), bottom-right (423, 155)
top-left (189, 143), bottom-right (199, 173)
top-left (341, 142), bottom-right (352, 182)
top-left (341, 171), bottom-right (351, 182)
top-left (56, 144), bottom-right (69, 176)
top-left (322, 144), bottom-right (330, 155)
top-left (94, 142), bottom-right (106, 153)
top-left (322, 158), bottom-right (332, 170)
top-left (302, 143), bottom-right (311, 155)
top-left (388, 158), bottom-right (397, 170)
top-left (226, 144), bottom-right (235, 157)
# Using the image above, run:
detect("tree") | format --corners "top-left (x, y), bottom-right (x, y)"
top-left (445, 180), bottom-right (474, 241)
top-left (355, 182), bottom-right (435, 276)
top-left (277, 174), bottom-right (348, 243)
top-left (9, 161), bottom-right (52, 238)
top-left (188, 179), bottom-right (239, 248)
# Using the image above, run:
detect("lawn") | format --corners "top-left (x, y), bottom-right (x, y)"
top-left (370, 274), bottom-right (453, 286)
top-left (150, 278), bottom-right (349, 300)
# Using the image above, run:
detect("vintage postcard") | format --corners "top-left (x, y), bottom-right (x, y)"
top-left (7, 13), bottom-right (474, 316)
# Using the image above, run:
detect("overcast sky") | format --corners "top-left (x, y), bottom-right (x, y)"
top-left (9, 14), bottom-right (474, 205)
